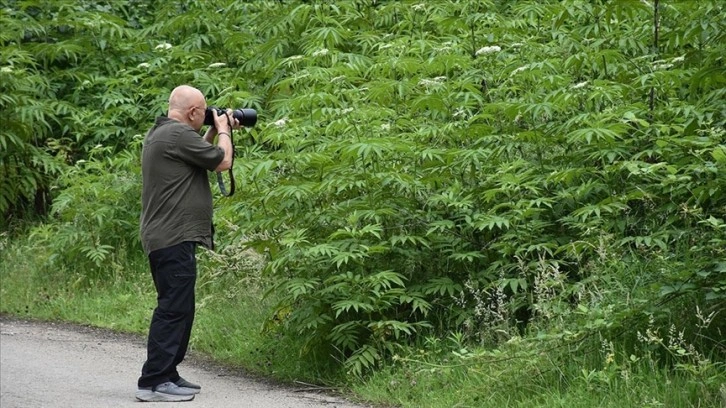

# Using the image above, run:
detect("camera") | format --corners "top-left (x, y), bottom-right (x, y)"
top-left (204, 107), bottom-right (257, 127)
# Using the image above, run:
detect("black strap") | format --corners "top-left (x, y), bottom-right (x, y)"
top-left (216, 117), bottom-right (235, 197)
top-left (217, 168), bottom-right (235, 196)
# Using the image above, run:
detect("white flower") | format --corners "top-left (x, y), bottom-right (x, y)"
top-left (1, 66), bottom-right (12, 73)
top-left (412, 3), bottom-right (425, 11)
top-left (672, 55), bottom-right (685, 63)
top-left (312, 48), bottom-right (329, 57)
top-left (155, 42), bottom-right (172, 50)
top-left (273, 118), bottom-right (288, 128)
top-left (381, 123), bottom-right (391, 131)
top-left (418, 76), bottom-right (447, 87)
top-left (654, 63), bottom-right (673, 70)
top-left (341, 107), bottom-right (354, 114)
top-left (572, 81), bottom-right (588, 89)
top-left (511, 65), bottom-right (528, 76)
top-left (287, 55), bottom-right (304, 61)
top-left (208, 62), bottom-right (226, 68)
top-left (511, 43), bottom-right (524, 48)
top-left (137, 62), bottom-right (150, 69)
top-left (476, 45), bottom-right (501, 56)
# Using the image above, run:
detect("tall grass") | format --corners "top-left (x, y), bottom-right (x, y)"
top-left (3, 228), bottom-right (723, 407)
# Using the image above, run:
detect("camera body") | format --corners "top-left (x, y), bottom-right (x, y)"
top-left (204, 107), bottom-right (257, 127)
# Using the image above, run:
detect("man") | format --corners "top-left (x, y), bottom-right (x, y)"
top-left (136, 85), bottom-right (238, 402)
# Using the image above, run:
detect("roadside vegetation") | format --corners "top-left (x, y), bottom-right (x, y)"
top-left (1, 1), bottom-right (724, 407)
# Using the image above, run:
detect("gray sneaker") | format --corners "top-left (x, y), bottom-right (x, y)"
top-left (136, 381), bottom-right (196, 402)
top-left (174, 377), bottom-right (201, 393)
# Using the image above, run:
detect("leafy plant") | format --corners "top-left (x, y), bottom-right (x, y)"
top-left (2, 0), bottom-right (724, 388)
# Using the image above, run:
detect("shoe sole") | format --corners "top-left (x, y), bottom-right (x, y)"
top-left (135, 390), bottom-right (195, 402)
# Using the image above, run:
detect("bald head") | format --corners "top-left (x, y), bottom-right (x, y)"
top-left (167, 85), bottom-right (207, 130)
top-left (169, 85), bottom-right (205, 111)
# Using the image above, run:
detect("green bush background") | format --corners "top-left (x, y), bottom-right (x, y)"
top-left (1, 1), bottom-right (724, 406)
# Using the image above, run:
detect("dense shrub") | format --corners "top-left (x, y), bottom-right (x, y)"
top-left (1, 0), bottom-right (724, 377)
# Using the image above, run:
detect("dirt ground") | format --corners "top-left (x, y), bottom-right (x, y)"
top-left (0, 317), bottom-right (371, 408)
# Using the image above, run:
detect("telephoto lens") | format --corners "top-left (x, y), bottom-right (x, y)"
top-left (204, 107), bottom-right (257, 127)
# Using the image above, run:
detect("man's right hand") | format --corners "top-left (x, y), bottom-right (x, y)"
top-left (212, 109), bottom-right (232, 135)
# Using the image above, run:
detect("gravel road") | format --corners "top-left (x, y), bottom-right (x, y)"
top-left (0, 317), bottom-right (372, 408)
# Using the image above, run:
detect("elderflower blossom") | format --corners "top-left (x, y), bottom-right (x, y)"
top-left (476, 45), bottom-right (501, 56)
top-left (155, 42), bottom-right (172, 50)
top-left (312, 48), bottom-right (329, 57)
top-left (273, 118), bottom-right (288, 128)
top-left (418, 76), bottom-right (447, 87)
top-left (511, 65), bottom-right (528, 76)
top-left (208, 62), bottom-right (226, 68)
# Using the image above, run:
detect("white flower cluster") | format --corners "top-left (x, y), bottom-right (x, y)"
top-left (286, 55), bottom-right (304, 61)
top-left (572, 81), bottom-right (588, 89)
top-left (137, 62), bottom-right (150, 69)
top-left (476, 45), bottom-right (501, 56)
top-left (380, 123), bottom-right (391, 131)
top-left (155, 42), bottom-right (172, 50)
top-left (435, 41), bottom-right (456, 53)
top-left (418, 76), bottom-right (447, 87)
top-left (511, 65), bottom-right (529, 76)
top-left (273, 117), bottom-right (289, 128)
top-left (208, 62), bottom-right (226, 68)
top-left (312, 48), bottom-right (329, 57)
top-left (654, 63), bottom-right (673, 70)
top-left (1, 66), bottom-right (12, 73)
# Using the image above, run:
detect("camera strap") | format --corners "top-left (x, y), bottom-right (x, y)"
top-left (216, 122), bottom-right (235, 197)
top-left (216, 167), bottom-right (235, 197)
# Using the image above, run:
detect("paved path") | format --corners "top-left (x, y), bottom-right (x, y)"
top-left (0, 318), bottom-right (370, 408)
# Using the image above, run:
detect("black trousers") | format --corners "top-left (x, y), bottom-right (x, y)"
top-left (138, 241), bottom-right (197, 388)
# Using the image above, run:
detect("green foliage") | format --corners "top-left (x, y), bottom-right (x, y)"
top-left (2, 0), bottom-right (725, 396)
top-left (229, 0), bottom-right (726, 373)
top-left (28, 140), bottom-right (143, 285)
